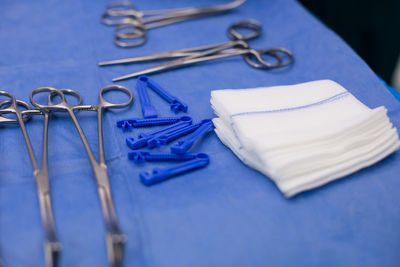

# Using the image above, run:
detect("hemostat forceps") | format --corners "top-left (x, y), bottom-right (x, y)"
top-left (98, 20), bottom-right (294, 81)
top-left (30, 86), bottom-right (133, 267)
top-left (101, 0), bottom-right (246, 47)
top-left (0, 88), bottom-right (68, 267)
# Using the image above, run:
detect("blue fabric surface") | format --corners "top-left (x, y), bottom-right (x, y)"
top-left (379, 77), bottom-right (400, 102)
top-left (1, 0), bottom-right (400, 266)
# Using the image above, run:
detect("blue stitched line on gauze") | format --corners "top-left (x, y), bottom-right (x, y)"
top-left (230, 91), bottom-right (350, 118)
top-left (228, 91), bottom-right (350, 150)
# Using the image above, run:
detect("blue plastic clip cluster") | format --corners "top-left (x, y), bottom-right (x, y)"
top-left (147, 119), bottom-right (211, 148)
top-left (120, 77), bottom-right (210, 185)
top-left (124, 117), bottom-right (213, 185)
top-left (126, 119), bottom-right (192, 150)
top-left (136, 75), bottom-right (188, 118)
top-left (117, 116), bottom-right (191, 131)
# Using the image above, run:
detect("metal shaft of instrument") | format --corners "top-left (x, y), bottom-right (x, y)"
top-left (99, 41), bottom-right (233, 66)
top-left (112, 40), bottom-right (246, 81)
top-left (138, 9), bottom-right (220, 25)
top-left (106, 0), bottom-right (245, 24)
top-left (139, 4), bottom-right (241, 25)
top-left (103, 5), bottom-right (196, 26)
top-left (116, 12), bottom-right (237, 40)
top-left (65, 106), bottom-right (124, 267)
top-left (39, 111), bottom-right (61, 267)
top-left (115, 15), bottom-right (196, 38)
top-left (114, 15), bottom-right (216, 47)
top-left (15, 108), bottom-right (60, 267)
top-left (145, 0), bottom-right (245, 19)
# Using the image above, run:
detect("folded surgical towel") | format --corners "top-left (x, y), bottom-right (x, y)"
top-left (211, 80), bottom-right (400, 197)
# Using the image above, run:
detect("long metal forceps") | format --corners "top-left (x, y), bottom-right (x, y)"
top-left (101, 0), bottom-right (246, 47)
top-left (98, 20), bottom-right (294, 81)
top-left (99, 19), bottom-right (262, 66)
top-left (0, 89), bottom-right (63, 267)
top-left (30, 86), bottom-right (133, 267)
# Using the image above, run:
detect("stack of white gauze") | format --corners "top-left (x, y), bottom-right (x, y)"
top-left (211, 80), bottom-right (400, 197)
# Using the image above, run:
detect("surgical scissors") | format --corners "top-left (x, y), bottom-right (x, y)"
top-left (0, 88), bottom-right (69, 267)
top-left (30, 85), bottom-right (133, 267)
top-left (98, 20), bottom-right (294, 81)
top-left (101, 0), bottom-right (246, 47)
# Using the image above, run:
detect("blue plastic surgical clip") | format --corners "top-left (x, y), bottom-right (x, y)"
top-left (147, 119), bottom-right (211, 148)
top-left (140, 153), bottom-right (210, 185)
top-left (171, 120), bottom-right (214, 154)
top-left (146, 77), bottom-right (188, 113)
top-left (128, 151), bottom-right (202, 163)
top-left (117, 116), bottom-right (191, 131)
top-left (137, 76), bottom-right (157, 118)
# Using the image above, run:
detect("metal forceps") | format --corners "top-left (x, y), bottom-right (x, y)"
top-left (0, 88), bottom-right (70, 267)
top-left (30, 85), bottom-right (133, 267)
top-left (101, 0), bottom-right (246, 47)
top-left (98, 20), bottom-right (294, 81)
